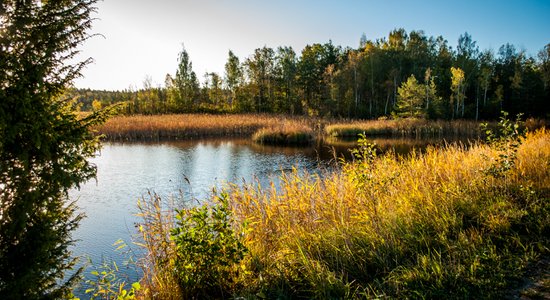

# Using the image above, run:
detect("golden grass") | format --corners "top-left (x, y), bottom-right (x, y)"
top-left (224, 129), bottom-right (550, 298)
top-left (252, 121), bottom-right (315, 145)
top-left (95, 114), bottom-right (316, 141)
top-left (135, 127), bottom-right (550, 298)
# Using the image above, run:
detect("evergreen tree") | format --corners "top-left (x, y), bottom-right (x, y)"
top-left (0, 0), bottom-right (106, 298)
top-left (396, 75), bottom-right (425, 118)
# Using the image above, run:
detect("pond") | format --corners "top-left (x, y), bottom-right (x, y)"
top-left (69, 136), bottom-right (465, 294)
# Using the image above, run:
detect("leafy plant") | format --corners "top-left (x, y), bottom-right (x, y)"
top-left (170, 192), bottom-right (247, 298)
top-left (482, 111), bottom-right (525, 179)
top-left (84, 260), bottom-right (141, 300)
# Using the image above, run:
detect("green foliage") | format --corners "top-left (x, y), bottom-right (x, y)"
top-left (482, 111), bottom-right (525, 178)
top-left (84, 260), bottom-right (141, 300)
top-left (350, 133), bottom-right (378, 164)
top-left (170, 192), bottom-right (247, 298)
top-left (0, 0), bottom-right (108, 298)
top-left (396, 75), bottom-right (426, 118)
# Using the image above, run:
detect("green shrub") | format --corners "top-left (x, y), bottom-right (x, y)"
top-left (170, 193), bottom-right (247, 299)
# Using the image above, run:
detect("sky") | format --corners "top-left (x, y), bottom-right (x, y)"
top-left (73, 0), bottom-right (550, 91)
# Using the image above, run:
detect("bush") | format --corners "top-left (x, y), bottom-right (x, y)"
top-left (170, 193), bottom-right (247, 299)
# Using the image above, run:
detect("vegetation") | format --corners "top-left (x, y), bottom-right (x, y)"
top-left (94, 113), bottom-right (316, 141)
top-left (134, 114), bottom-right (549, 299)
top-left (72, 30), bottom-right (549, 120)
top-left (325, 118), bottom-right (484, 138)
top-left (0, 0), bottom-right (107, 299)
top-left (252, 128), bottom-right (314, 146)
top-left (252, 122), bottom-right (315, 145)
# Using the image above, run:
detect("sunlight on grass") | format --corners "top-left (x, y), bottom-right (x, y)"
top-left (135, 127), bottom-right (549, 298)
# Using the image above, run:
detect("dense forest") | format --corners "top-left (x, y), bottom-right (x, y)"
top-left (73, 29), bottom-right (550, 120)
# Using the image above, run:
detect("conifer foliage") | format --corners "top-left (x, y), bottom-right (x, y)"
top-left (0, 1), bottom-right (103, 298)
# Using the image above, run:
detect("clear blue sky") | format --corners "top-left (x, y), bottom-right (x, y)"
top-left (74, 0), bottom-right (550, 91)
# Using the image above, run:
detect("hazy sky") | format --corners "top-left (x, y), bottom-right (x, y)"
top-left (73, 0), bottom-right (550, 91)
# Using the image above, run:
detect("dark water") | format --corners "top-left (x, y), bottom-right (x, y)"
top-left (69, 137), bottom-right (463, 295)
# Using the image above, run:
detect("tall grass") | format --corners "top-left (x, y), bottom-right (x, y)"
top-left (95, 114), bottom-right (315, 141)
top-left (252, 121), bottom-right (315, 145)
top-left (134, 193), bottom-right (180, 300)
top-left (227, 129), bottom-right (549, 298)
top-left (325, 118), bottom-right (485, 138)
top-left (135, 128), bottom-right (549, 298)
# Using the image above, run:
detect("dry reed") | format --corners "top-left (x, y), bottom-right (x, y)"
top-left (225, 129), bottom-right (550, 298)
top-left (252, 121), bottom-right (315, 145)
top-left (325, 118), bottom-right (485, 138)
top-left (95, 114), bottom-right (315, 141)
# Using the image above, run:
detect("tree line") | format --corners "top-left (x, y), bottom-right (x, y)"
top-left (76, 29), bottom-right (550, 120)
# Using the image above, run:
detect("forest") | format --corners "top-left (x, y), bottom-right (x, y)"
top-left (73, 29), bottom-right (550, 120)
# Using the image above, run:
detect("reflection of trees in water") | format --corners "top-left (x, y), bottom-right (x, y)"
top-left (126, 136), bottom-right (473, 163)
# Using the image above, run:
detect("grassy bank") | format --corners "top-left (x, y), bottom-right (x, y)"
top-left (133, 125), bottom-right (550, 298)
top-left (93, 113), bottom-right (548, 144)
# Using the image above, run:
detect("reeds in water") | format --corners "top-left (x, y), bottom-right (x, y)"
top-left (325, 118), bottom-right (484, 138)
top-left (95, 114), bottom-right (314, 141)
top-left (252, 121), bottom-right (315, 145)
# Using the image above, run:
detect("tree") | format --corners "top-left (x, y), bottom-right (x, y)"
top-left (273, 47), bottom-right (298, 114)
top-left (423, 68), bottom-right (441, 118)
top-left (206, 72), bottom-right (223, 107)
top-left (224, 50), bottom-right (242, 111)
top-left (174, 45), bottom-right (199, 110)
top-left (245, 46), bottom-right (275, 112)
top-left (451, 67), bottom-right (466, 118)
top-left (539, 43), bottom-right (550, 89)
top-left (297, 42), bottom-right (340, 116)
top-left (0, 0), bottom-right (106, 298)
top-left (396, 75), bottom-right (425, 118)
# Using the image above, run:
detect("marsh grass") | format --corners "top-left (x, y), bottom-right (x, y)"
top-left (135, 126), bottom-right (549, 298)
top-left (231, 132), bottom-right (550, 298)
top-left (134, 193), bottom-right (181, 300)
top-left (325, 118), bottom-right (486, 138)
top-left (252, 121), bottom-right (315, 145)
top-left (224, 129), bottom-right (550, 298)
top-left (95, 114), bottom-right (315, 141)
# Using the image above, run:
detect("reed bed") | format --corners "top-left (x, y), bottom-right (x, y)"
top-left (135, 127), bottom-right (550, 298)
top-left (252, 121), bottom-right (315, 146)
top-left (95, 114), bottom-right (315, 141)
top-left (325, 118), bottom-right (486, 138)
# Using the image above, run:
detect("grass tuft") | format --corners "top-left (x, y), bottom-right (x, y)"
top-left (252, 122), bottom-right (315, 146)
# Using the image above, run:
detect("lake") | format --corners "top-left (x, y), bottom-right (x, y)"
top-left (69, 136), bottom-right (463, 294)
